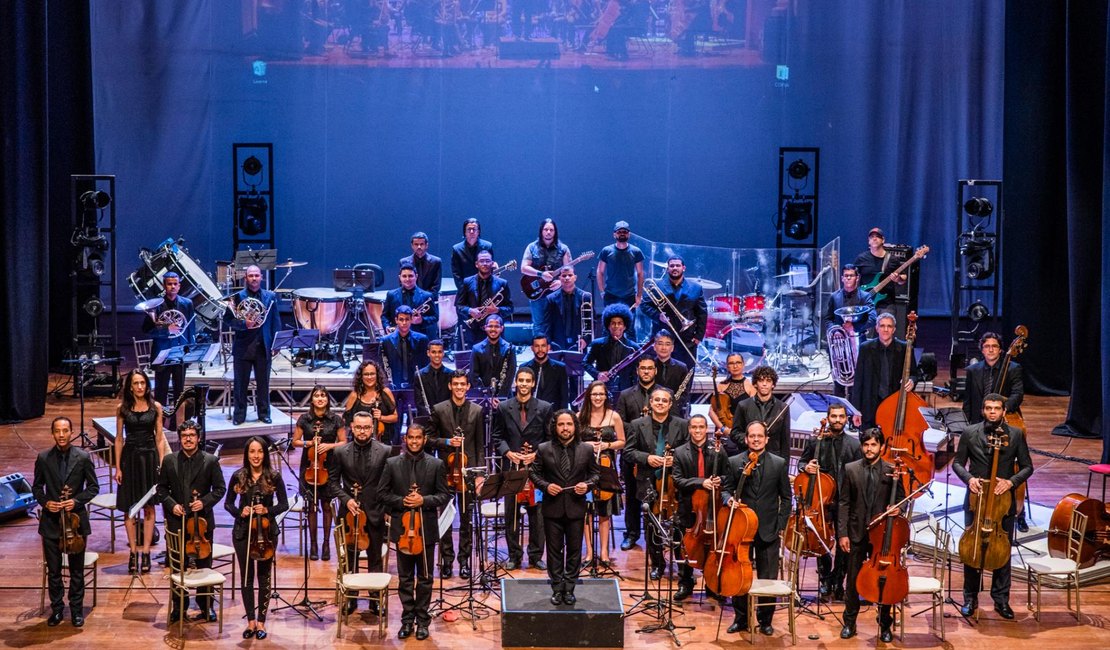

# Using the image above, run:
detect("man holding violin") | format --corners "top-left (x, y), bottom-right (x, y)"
top-left (492, 366), bottom-right (553, 571)
top-left (670, 414), bottom-right (728, 602)
top-left (328, 410), bottom-right (393, 615)
top-left (33, 416), bottom-right (99, 628)
top-left (156, 419), bottom-right (227, 623)
top-left (378, 423), bottom-right (453, 641)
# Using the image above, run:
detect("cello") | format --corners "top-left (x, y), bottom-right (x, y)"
top-left (682, 430), bottom-right (724, 570)
top-left (876, 312), bottom-right (934, 496)
top-left (702, 451), bottom-right (759, 598)
top-left (784, 420), bottom-right (836, 557)
top-left (58, 486), bottom-right (87, 555)
top-left (855, 459), bottom-right (911, 606)
top-left (344, 483), bottom-right (370, 571)
top-left (957, 425), bottom-right (1013, 571)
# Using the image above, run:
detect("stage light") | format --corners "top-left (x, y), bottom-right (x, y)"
top-left (237, 194), bottom-right (268, 236)
top-left (79, 190), bottom-right (111, 211)
top-left (783, 199), bottom-right (813, 240)
top-left (963, 197), bottom-right (993, 218)
top-left (958, 231), bottom-right (996, 280)
top-left (83, 296), bottom-right (104, 318)
top-left (966, 301), bottom-right (990, 322)
top-left (787, 159), bottom-right (810, 180)
top-left (242, 155), bottom-right (263, 176)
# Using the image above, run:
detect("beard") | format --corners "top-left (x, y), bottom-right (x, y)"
top-left (616, 234), bottom-right (629, 243)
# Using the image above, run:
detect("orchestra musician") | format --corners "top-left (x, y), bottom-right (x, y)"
top-left (578, 380), bottom-right (626, 567)
top-left (156, 419), bottom-right (227, 624)
top-left (380, 306), bottom-right (431, 389)
top-left (729, 366), bottom-right (790, 461)
top-left (455, 250), bottom-right (514, 347)
top-left (539, 268), bottom-right (591, 351)
top-left (624, 386), bottom-right (689, 580)
top-left (849, 312), bottom-right (918, 429)
top-left (852, 227), bottom-right (905, 316)
top-left (521, 334), bottom-right (570, 409)
top-left (292, 385), bottom-right (346, 561)
top-left (399, 231), bottom-right (443, 296)
top-left (671, 414), bottom-right (727, 601)
top-left (413, 339), bottom-right (452, 416)
top-left (798, 403), bottom-right (862, 602)
top-left (328, 410), bottom-right (393, 616)
top-left (722, 421), bottom-right (791, 636)
top-left (33, 416), bottom-right (99, 628)
top-left (521, 218), bottom-right (572, 335)
top-left (584, 303), bottom-right (638, 393)
top-left (652, 330), bottom-right (690, 414)
top-left (343, 360), bottom-right (399, 444)
top-left (640, 255), bottom-right (707, 368)
top-left (492, 367), bottom-right (554, 570)
top-left (450, 217), bottom-right (494, 290)
top-left (822, 264), bottom-right (877, 339)
top-left (836, 427), bottom-right (904, 641)
top-left (468, 313), bottom-right (517, 399)
top-left (953, 393), bottom-right (1033, 620)
top-left (530, 409), bottom-right (600, 606)
top-left (597, 220), bottom-right (645, 337)
top-left (378, 422), bottom-right (452, 641)
top-left (230, 264), bottom-right (279, 425)
top-left (707, 353), bottom-right (755, 432)
top-left (140, 271), bottom-right (195, 412)
top-left (224, 436), bottom-right (288, 641)
top-left (615, 356), bottom-right (660, 551)
top-left (384, 263), bottom-right (439, 340)
top-left (428, 370), bottom-right (486, 579)
top-left (115, 368), bottom-right (167, 575)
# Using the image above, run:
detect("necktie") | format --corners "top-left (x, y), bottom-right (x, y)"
top-left (696, 446), bottom-right (705, 478)
top-left (400, 336), bottom-right (410, 379)
top-left (59, 450), bottom-right (69, 480)
top-left (654, 422), bottom-right (666, 478)
top-left (880, 347), bottom-right (892, 392)
top-left (520, 401), bottom-right (527, 428)
top-left (559, 443), bottom-right (572, 479)
top-left (865, 463), bottom-right (877, 508)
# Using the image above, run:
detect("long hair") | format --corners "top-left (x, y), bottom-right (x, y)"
top-left (578, 380), bottom-right (611, 426)
top-left (233, 436), bottom-right (277, 495)
top-left (309, 384), bottom-right (331, 414)
top-left (549, 408), bottom-right (581, 443)
top-left (354, 360), bottom-right (385, 396)
top-left (120, 368), bottom-right (156, 414)
top-left (536, 218), bottom-right (560, 250)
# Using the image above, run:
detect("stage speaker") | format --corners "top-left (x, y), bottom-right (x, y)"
top-left (498, 38), bottom-right (561, 60)
top-left (0, 473), bottom-right (35, 521)
top-left (501, 578), bottom-right (623, 647)
top-left (502, 323), bottom-right (535, 346)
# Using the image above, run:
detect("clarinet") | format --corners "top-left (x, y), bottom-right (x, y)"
top-left (673, 368), bottom-right (695, 405)
top-left (414, 366), bottom-right (432, 414)
top-left (494, 348), bottom-right (510, 396)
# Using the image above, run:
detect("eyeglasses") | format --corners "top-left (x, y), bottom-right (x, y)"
top-left (180, 432), bottom-right (199, 438)
top-left (352, 425), bottom-right (375, 432)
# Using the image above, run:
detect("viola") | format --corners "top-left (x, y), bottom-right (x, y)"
top-left (344, 483), bottom-right (371, 565)
top-left (397, 483), bottom-right (425, 556)
top-left (1048, 493), bottom-right (1110, 569)
top-left (303, 428), bottom-right (329, 487)
top-left (703, 451), bottom-right (759, 597)
top-left (515, 442), bottom-right (538, 507)
top-left (651, 444), bottom-right (677, 521)
top-left (856, 460), bottom-right (910, 605)
top-left (247, 491), bottom-right (275, 561)
top-left (183, 489), bottom-right (212, 562)
top-left (708, 365), bottom-right (734, 430)
top-left (592, 436), bottom-right (616, 503)
top-left (958, 426), bottom-right (1015, 571)
top-left (785, 420), bottom-right (837, 557)
top-left (876, 312), bottom-right (935, 496)
top-left (445, 426), bottom-right (468, 493)
top-left (58, 486), bottom-right (86, 555)
top-left (682, 430), bottom-right (724, 571)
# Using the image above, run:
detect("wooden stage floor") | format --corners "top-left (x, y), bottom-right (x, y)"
top-left (0, 374), bottom-right (1106, 649)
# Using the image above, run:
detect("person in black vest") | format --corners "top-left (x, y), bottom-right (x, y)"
top-left (953, 393), bottom-right (1034, 621)
top-left (615, 355), bottom-right (659, 551)
top-left (328, 411), bottom-right (393, 615)
top-left (229, 265), bottom-right (280, 425)
top-left (224, 436), bottom-right (289, 640)
top-left (492, 366), bottom-right (553, 570)
top-left (33, 416), bottom-right (99, 627)
top-left (413, 339), bottom-right (452, 416)
top-left (722, 421), bottom-right (791, 635)
top-left (670, 414), bottom-right (728, 601)
top-left (850, 312), bottom-right (918, 429)
top-left (292, 385), bottom-right (346, 561)
top-left (530, 410), bottom-right (599, 605)
top-left (399, 231), bottom-right (443, 296)
top-left (156, 419), bottom-right (227, 623)
top-left (141, 271), bottom-right (196, 410)
top-left (384, 263), bottom-right (439, 340)
top-left (729, 366), bottom-right (790, 461)
top-left (797, 402), bottom-right (862, 601)
top-left (378, 423), bottom-right (452, 641)
top-left (455, 250), bottom-right (514, 347)
top-left (380, 306), bottom-right (430, 389)
top-left (539, 268), bottom-right (590, 350)
top-left (450, 218), bottom-right (494, 290)
top-left (836, 427), bottom-right (905, 641)
top-left (521, 334), bottom-right (569, 409)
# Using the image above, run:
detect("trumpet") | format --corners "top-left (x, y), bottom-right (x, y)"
top-left (644, 278), bottom-right (694, 332)
top-left (464, 293), bottom-right (505, 327)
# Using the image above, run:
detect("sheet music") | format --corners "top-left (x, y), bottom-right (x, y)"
top-left (129, 483), bottom-right (159, 520)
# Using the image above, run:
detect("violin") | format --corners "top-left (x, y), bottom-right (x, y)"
top-left (515, 442), bottom-right (538, 507)
top-left (183, 489), bottom-right (212, 562)
top-left (303, 422), bottom-right (329, 487)
top-left (651, 444), bottom-right (677, 521)
top-left (344, 483), bottom-right (370, 566)
top-left (958, 425), bottom-right (1014, 571)
top-left (682, 430), bottom-right (723, 570)
top-left (709, 365), bottom-right (734, 430)
top-left (589, 434), bottom-right (615, 503)
top-left (397, 483), bottom-right (425, 556)
top-left (1048, 493), bottom-right (1110, 569)
top-left (370, 399), bottom-right (387, 440)
top-left (703, 451), bottom-right (759, 597)
top-left (856, 459), bottom-right (910, 605)
top-left (445, 426), bottom-right (468, 493)
top-left (58, 486), bottom-right (86, 555)
top-left (876, 312), bottom-right (935, 497)
top-left (785, 419), bottom-right (837, 557)
top-left (247, 491), bottom-right (275, 561)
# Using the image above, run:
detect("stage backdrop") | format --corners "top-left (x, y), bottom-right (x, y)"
top-left (88, 2), bottom-right (1003, 322)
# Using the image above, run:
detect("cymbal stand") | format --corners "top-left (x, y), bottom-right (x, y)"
top-left (624, 501), bottom-right (665, 620)
top-left (635, 508), bottom-right (693, 645)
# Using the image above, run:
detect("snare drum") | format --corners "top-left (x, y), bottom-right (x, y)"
top-left (128, 243), bottom-right (226, 330)
top-left (740, 293), bottom-right (766, 323)
top-left (292, 288), bottom-right (351, 335)
top-left (706, 293), bottom-right (742, 339)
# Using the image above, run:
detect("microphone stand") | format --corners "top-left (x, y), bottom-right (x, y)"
top-left (635, 507), bottom-right (694, 645)
top-left (624, 500), bottom-right (665, 619)
top-left (268, 439), bottom-right (325, 620)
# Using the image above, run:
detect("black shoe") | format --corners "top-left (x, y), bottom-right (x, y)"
top-left (459, 565), bottom-right (471, 580)
top-left (879, 627), bottom-right (893, 643)
top-left (532, 560), bottom-right (546, 570)
top-left (398, 623), bottom-right (414, 639)
top-left (759, 624), bottom-right (774, 636)
top-left (206, 609), bottom-right (218, 623)
top-left (504, 559), bottom-right (520, 570)
top-left (550, 592), bottom-right (563, 606)
top-left (259, 415), bottom-right (272, 424)
top-left (254, 629), bottom-right (267, 640)
top-left (994, 602), bottom-right (1015, 619)
top-left (563, 592), bottom-right (576, 606)
top-left (48, 611), bottom-right (64, 626)
top-left (169, 610), bottom-right (181, 624)
top-left (674, 585), bottom-right (693, 601)
top-left (620, 538), bottom-right (636, 551)
top-left (415, 624), bottom-right (429, 640)
top-left (71, 614), bottom-right (84, 628)
top-left (244, 628), bottom-right (256, 639)
top-left (232, 416), bottom-right (245, 426)
top-left (727, 619), bottom-right (747, 634)
top-left (961, 600), bottom-right (977, 617)
top-left (310, 544), bottom-right (319, 561)
top-left (366, 600), bottom-right (379, 616)
top-left (649, 567), bottom-right (663, 581)
top-left (818, 581), bottom-right (830, 597)
top-left (322, 545), bottom-right (331, 561)
top-left (833, 585), bottom-right (845, 602)
top-left (440, 565), bottom-right (453, 579)
top-left (344, 599), bottom-right (358, 616)
top-left (141, 552), bottom-right (152, 573)
top-left (128, 552), bottom-right (138, 575)
top-left (1016, 514), bottom-right (1030, 533)
top-left (840, 625), bottom-right (856, 639)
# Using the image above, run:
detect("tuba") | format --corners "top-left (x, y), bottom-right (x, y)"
top-left (644, 278), bottom-right (694, 332)
top-left (827, 325), bottom-right (859, 387)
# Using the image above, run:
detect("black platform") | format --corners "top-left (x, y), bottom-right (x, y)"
top-left (501, 578), bottom-right (624, 648)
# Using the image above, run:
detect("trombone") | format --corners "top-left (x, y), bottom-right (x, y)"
top-left (643, 278), bottom-right (694, 332)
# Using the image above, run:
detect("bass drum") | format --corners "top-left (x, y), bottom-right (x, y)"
top-left (292, 288), bottom-right (351, 335)
top-left (128, 242), bottom-right (226, 330)
top-left (438, 277), bottom-right (458, 331)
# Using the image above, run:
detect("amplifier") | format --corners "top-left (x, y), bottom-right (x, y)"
top-left (0, 473), bottom-right (35, 521)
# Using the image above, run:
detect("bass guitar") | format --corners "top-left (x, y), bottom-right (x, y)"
top-left (520, 251), bottom-right (596, 300)
top-left (861, 245), bottom-right (929, 305)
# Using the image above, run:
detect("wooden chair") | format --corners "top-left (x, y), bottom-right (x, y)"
top-left (746, 529), bottom-right (801, 645)
top-left (85, 446), bottom-right (124, 552)
top-left (133, 338), bottom-right (153, 374)
top-left (165, 528), bottom-right (226, 636)
top-left (898, 518), bottom-right (950, 640)
top-left (37, 505), bottom-right (101, 612)
top-left (333, 520), bottom-right (391, 639)
top-left (1026, 508), bottom-right (1087, 622)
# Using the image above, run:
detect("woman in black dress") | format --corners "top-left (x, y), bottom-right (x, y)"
top-left (224, 436), bottom-right (289, 640)
top-left (342, 360), bottom-right (398, 443)
top-left (114, 369), bottom-right (167, 574)
top-left (291, 385), bottom-right (346, 560)
top-left (577, 380), bottom-right (625, 566)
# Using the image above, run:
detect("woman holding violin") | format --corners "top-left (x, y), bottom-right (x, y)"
top-left (343, 360), bottom-right (399, 443)
top-left (577, 380), bottom-right (626, 568)
top-left (293, 385), bottom-right (346, 561)
top-left (671, 415), bottom-right (728, 602)
top-left (115, 368), bottom-right (168, 575)
top-left (707, 353), bottom-right (755, 432)
top-left (224, 436), bottom-right (289, 640)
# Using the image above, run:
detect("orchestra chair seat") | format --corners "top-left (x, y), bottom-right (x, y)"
top-left (897, 517), bottom-right (949, 641)
top-left (1086, 464), bottom-right (1110, 502)
top-left (39, 548), bottom-right (100, 611)
top-left (86, 446), bottom-right (123, 553)
top-left (1026, 508), bottom-right (1086, 622)
top-left (165, 528), bottom-right (226, 636)
top-left (480, 499), bottom-right (509, 561)
top-left (281, 492), bottom-right (308, 556)
top-left (133, 337), bottom-right (153, 374)
top-left (333, 521), bottom-right (391, 639)
top-left (210, 543), bottom-right (236, 601)
top-left (747, 529), bottom-right (801, 645)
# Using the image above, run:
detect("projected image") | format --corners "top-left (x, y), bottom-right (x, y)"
top-left (244, 0), bottom-right (788, 68)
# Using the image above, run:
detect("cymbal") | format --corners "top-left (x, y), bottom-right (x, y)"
top-left (134, 297), bottom-right (164, 312)
top-left (775, 269), bottom-right (807, 278)
top-left (274, 259), bottom-right (307, 269)
top-left (687, 276), bottom-right (722, 290)
top-left (782, 289), bottom-right (809, 297)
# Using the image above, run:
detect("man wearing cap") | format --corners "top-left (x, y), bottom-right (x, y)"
top-left (596, 221), bottom-right (645, 339)
top-left (853, 227), bottom-right (906, 317)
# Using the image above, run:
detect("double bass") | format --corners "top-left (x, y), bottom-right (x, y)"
top-left (784, 420), bottom-right (836, 557)
top-left (702, 451), bottom-right (759, 598)
top-left (1048, 493), bottom-right (1110, 568)
top-left (957, 425), bottom-right (1013, 571)
top-left (994, 326), bottom-right (1029, 506)
top-left (876, 312), bottom-right (934, 496)
top-left (682, 430), bottom-right (724, 570)
top-left (58, 486), bottom-right (86, 555)
top-left (856, 459), bottom-right (910, 606)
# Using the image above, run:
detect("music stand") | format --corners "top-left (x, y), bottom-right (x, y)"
top-left (233, 249), bottom-right (278, 272)
top-left (552, 350), bottom-right (586, 398)
top-left (124, 484), bottom-right (162, 604)
top-left (478, 469), bottom-right (530, 581)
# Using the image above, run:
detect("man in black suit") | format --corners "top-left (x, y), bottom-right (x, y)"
top-left (624, 386), bottom-right (689, 579)
top-left (640, 255), bottom-right (708, 368)
top-left (850, 312), bottom-right (918, 429)
top-left (797, 403), bottom-right (862, 601)
top-left (615, 355), bottom-right (661, 551)
top-left (156, 419), bottom-right (227, 623)
top-left (671, 414), bottom-right (728, 601)
top-left (585, 303), bottom-right (640, 394)
top-left (380, 306), bottom-right (430, 389)
top-left (32, 416), bottom-right (99, 627)
top-left (450, 218), bottom-right (494, 290)
top-left (539, 268), bottom-right (591, 352)
top-left (492, 367), bottom-right (553, 570)
top-left (378, 423), bottom-right (452, 641)
top-left (383, 263), bottom-right (439, 340)
top-left (468, 314), bottom-right (517, 399)
top-left (399, 231), bottom-right (443, 296)
top-left (953, 393), bottom-right (1034, 621)
top-left (530, 409), bottom-right (599, 605)
top-left (722, 421), bottom-right (791, 636)
top-left (328, 411), bottom-right (394, 615)
top-left (413, 339), bottom-right (451, 416)
top-left (428, 370), bottom-right (486, 579)
top-left (521, 335), bottom-right (569, 409)
top-left (455, 250), bottom-right (513, 346)
top-left (230, 264), bottom-right (280, 425)
top-left (729, 366), bottom-right (790, 461)
top-left (653, 330), bottom-right (691, 415)
top-left (836, 427), bottom-right (905, 641)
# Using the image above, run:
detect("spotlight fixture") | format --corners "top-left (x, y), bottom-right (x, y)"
top-left (958, 231), bottom-right (996, 280)
top-left (82, 296), bottom-right (105, 318)
top-left (237, 193), bottom-right (269, 236)
top-left (966, 301), bottom-right (990, 322)
top-left (242, 155), bottom-right (263, 177)
top-left (79, 190), bottom-right (111, 211)
top-left (782, 198), bottom-right (813, 240)
top-left (963, 197), bottom-right (993, 218)
top-left (787, 159), bottom-right (810, 180)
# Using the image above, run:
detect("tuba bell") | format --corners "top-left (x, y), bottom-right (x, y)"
top-left (827, 324), bottom-right (859, 387)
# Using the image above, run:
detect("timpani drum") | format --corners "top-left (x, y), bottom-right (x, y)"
top-left (364, 290), bottom-right (389, 335)
top-left (292, 288), bottom-right (351, 335)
